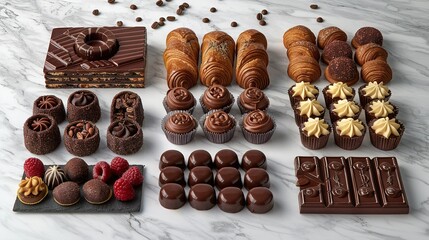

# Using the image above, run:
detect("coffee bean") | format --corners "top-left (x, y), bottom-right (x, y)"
top-left (76, 122), bottom-right (84, 127)
top-left (202, 18), bottom-right (210, 23)
top-left (92, 9), bottom-right (100, 16)
top-left (310, 4), bottom-right (319, 9)
top-left (182, 2), bottom-right (190, 8)
top-left (117, 21), bottom-right (123, 27)
top-left (167, 16), bottom-right (176, 21)
top-left (151, 21), bottom-right (159, 29)
top-left (256, 13), bottom-right (263, 20)
top-left (176, 8), bottom-right (184, 15)
top-left (231, 21), bottom-right (238, 27)
top-left (178, 5), bottom-right (185, 10)
top-left (316, 17), bottom-right (324, 22)
top-left (210, 7), bottom-right (217, 13)
top-left (68, 130), bottom-right (74, 137)
top-left (130, 4), bottom-right (137, 10)
top-left (159, 17), bottom-right (166, 22)
top-left (158, 21), bottom-right (165, 26)
top-left (156, 0), bottom-right (163, 7)
top-left (108, 0), bottom-right (115, 4)
top-left (261, 9), bottom-right (268, 15)
top-left (166, 0), bottom-right (171, 1)
top-left (259, 20), bottom-right (266, 26)
top-left (136, 17), bottom-right (142, 22)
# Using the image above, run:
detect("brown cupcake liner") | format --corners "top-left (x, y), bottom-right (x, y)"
top-left (239, 114), bottom-right (276, 144)
top-left (199, 93), bottom-right (235, 114)
top-left (33, 95), bottom-right (66, 124)
top-left (329, 100), bottom-right (362, 123)
top-left (64, 120), bottom-right (100, 156)
top-left (322, 84), bottom-right (356, 108)
top-left (23, 114), bottom-right (61, 155)
top-left (299, 123), bottom-right (331, 150)
top-left (288, 85), bottom-right (320, 109)
top-left (364, 100), bottom-right (398, 124)
top-left (67, 90), bottom-right (101, 123)
top-left (110, 91), bottom-right (144, 126)
top-left (161, 110), bottom-right (198, 145)
top-left (358, 84), bottom-right (391, 108)
top-left (368, 119), bottom-right (404, 150)
top-left (333, 123), bottom-right (366, 150)
top-left (199, 110), bottom-right (236, 144)
top-left (163, 96), bottom-right (196, 114)
top-left (236, 98), bottom-right (269, 115)
top-left (107, 119), bottom-right (143, 155)
top-left (293, 102), bottom-right (325, 126)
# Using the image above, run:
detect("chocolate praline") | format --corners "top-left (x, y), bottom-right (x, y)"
top-left (352, 27), bottom-right (383, 49)
top-left (215, 167), bottom-right (242, 190)
top-left (44, 165), bottom-right (66, 189)
top-left (111, 91), bottom-right (144, 126)
top-left (214, 149), bottom-right (239, 169)
top-left (238, 87), bottom-right (270, 114)
top-left (64, 120), bottom-right (100, 156)
top-left (241, 150), bottom-right (267, 171)
top-left (159, 183), bottom-right (187, 209)
top-left (188, 150), bottom-right (212, 169)
top-left (246, 187), bottom-right (274, 213)
top-left (53, 181), bottom-right (81, 206)
top-left (200, 84), bottom-right (233, 113)
top-left (159, 166), bottom-right (186, 187)
top-left (164, 87), bottom-right (196, 113)
top-left (33, 95), bottom-right (66, 124)
top-left (217, 187), bottom-right (245, 213)
top-left (325, 57), bottom-right (359, 86)
top-left (244, 168), bottom-right (270, 190)
top-left (322, 40), bottom-right (353, 64)
top-left (188, 166), bottom-right (214, 187)
top-left (23, 114), bottom-right (61, 155)
top-left (107, 119), bottom-right (143, 155)
top-left (82, 179), bottom-right (112, 204)
top-left (159, 150), bottom-right (186, 170)
top-left (67, 90), bottom-right (100, 123)
top-left (64, 158), bottom-right (89, 184)
top-left (188, 184), bottom-right (216, 210)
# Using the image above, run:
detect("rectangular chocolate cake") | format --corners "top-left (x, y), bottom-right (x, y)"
top-left (43, 27), bottom-right (147, 88)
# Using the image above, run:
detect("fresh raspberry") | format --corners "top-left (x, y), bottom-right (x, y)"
top-left (92, 161), bottom-right (112, 182)
top-left (24, 158), bottom-right (45, 178)
top-left (113, 178), bottom-right (135, 201)
top-left (110, 157), bottom-right (129, 177)
top-left (122, 167), bottom-right (143, 186)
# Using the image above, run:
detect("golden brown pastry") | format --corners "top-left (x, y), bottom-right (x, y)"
top-left (361, 59), bottom-right (392, 84)
top-left (283, 25), bottom-right (316, 49)
top-left (287, 56), bottom-right (321, 83)
top-left (287, 41), bottom-right (320, 61)
top-left (200, 31), bottom-right (235, 86)
top-left (235, 29), bottom-right (270, 90)
top-left (354, 43), bottom-right (388, 66)
top-left (163, 28), bottom-right (200, 89)
top-left (324, 57), bottom-right (359, 86)
top-left (317, 26), bottom-right (347, 49)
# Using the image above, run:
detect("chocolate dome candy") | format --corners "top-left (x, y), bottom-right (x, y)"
top-left (244, 168), bottom-right (270, 190)
top-left (214, 149), bottom-right (239, 169)
top-left (82, 179), bottom-right (112, 204)
top-left (188, 166), bottom-right (214, 187)
top-left (317, 26), bottom-right (347, 49)
top-left (159, 150), bottom-right (186, 170)
top-left (188, 184), bottom-right (216, 210)
top-left (352, 27), bottom-right (383, 49)
top-left (111, 91), bottom-right (144, 126)
top-left (64, 120), bottom-right (100, 156)
top-left (217, 187), bottom-right (245, 213)
top-left (322, 40), bottom-right (353, 64)
top-left (44, 165), bottom-right (66, 189)
top-left (237, 87), bottom-right (270, 114)
top-left (33, 95), bottom-right (66, 124)
top-left (53, 181), bottom-right (81, 206)
top-left (215, 167), bottom-right (242, 190)
top-left (187, 150), bottom-right (212, 169)
top-left (67, 90), bottom-right (100, 123)
top-left (64, 158), bottom-right (89, 184)
top-left (162, 111), bottom-right (198, 145)
top-left (159, 166), bottom-right (186, 187)
top-left (325, 57), bottom-right (359, 86)
top-left (159, 183), bottom-right (187, 209)
top-left (241, 150), bottom-right (267, 171)
top-left (200, 84), bottom-right (234, 113)
top-left (164, 87), bottom-right (196, 113)
top-left (246, 187), bottom-right (274, 213)
top-left (23, 114), bottom-right (61, 155)
top-left (107, 119), bottom-right (143, 155)
top-left (283, 25), bottom-right (316, 49)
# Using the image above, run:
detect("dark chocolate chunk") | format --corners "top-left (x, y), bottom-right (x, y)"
top-left (217, 187), bottom-right (245, 213)
top-left (188, 184), bottom-right (216, 210)
top-left (215, 167), bottom-right (242, 190)
top-left (246, 187), bottom-right (274, 213)
top-left (188, 166), bottom-right (214, 187)
top-left (188, 150), bottom-right (212, 169)
top-left (214, 149), bottom-right (239, 169)
top-left (244, 168), bottom-right (270, 190)
top-left (159, 150), bottom-right (186, 170)
top-left (159, 166), bottom-right (186, 187)
top-left (241, 149), bottom-right (267, 171)
top-left (159, 183), bottom-right (186, 209)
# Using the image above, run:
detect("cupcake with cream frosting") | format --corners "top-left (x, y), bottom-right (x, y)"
top-left (333, 118), bottom-right (366, 150)
top-left (322, 82), bottom-right (355, 107)
top-left (288, 82), bottom-right (319, 108)
top-left (368, 117), bottom-right (404, 150)
top-left (364, 99), bottom-right (398, 124)
top-left (299, 117), bottom-right (331, 149)
top-left (329, 99), bottom-right (362, 123)
top-left (294, 99), bottom-right (325, 126)
top-left (358, 81), bottom-right (391, 107)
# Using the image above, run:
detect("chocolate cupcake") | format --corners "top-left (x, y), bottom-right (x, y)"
top-left (200, 110), bottom-right (236, 144)
top-left (64, 120), bottom-right (100, 156)
top-left (237, 87), bottom-right (270, 114)
top-left (369, 117), bottom-right (404, 150)
top-left (240, 110), bottom-right (276, 144)
top-left (107, 119), bottom-right (143, 155)
top-left (161, 111), bottom-right (198, 145)
top-left (322, 82), bottom-right (356, 107)
top-left (111, 91), bottom-right (144, 126)
top-left (83, 179), bottom-right (112, 204)
top-left (317, 26), bottom-right (347, 49)
top-left (333, 118), bottom-right (366, 150)
top-left (293, 99), bottom-right (325, 126)
top-left (288, 82), bottom-right (319, 108)
top-left (329, 99), bottom-right (362, 123)
top-left (53, 181), bottom-right (81, 206)
top-left (17, 176), bottom-right (48, 205)
top-left (163, 87), bottom-right (196, 114)
top-left (352, 27), bottom-right (383, 49)
top-left (33, 95), bottom-right (65, 124)
top-left (358, 81), bottom-right (391, 107)
top-left (23, 114), bottom-right (61, 155)
top-left (44, 165), bottom-right (66, 190)
top-left (64, 157), bottom-right (89, 184)
top-left (325, 57), bottom-right (359, 86)
top-left (364, 100), bottom-right (398, 124)
top-left (322, 41), bottom-right (353, 64)
top-left (199, 84), bottom-right (234, 113)
top-left (299, 118), bottom-right (331, 150)
top-left (67, 90), bottom-right (100, 123)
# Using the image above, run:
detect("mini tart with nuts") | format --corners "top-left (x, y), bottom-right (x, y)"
top-left (333, 118), bottom-right (366, 150)
top-left (287, 41), bottom-right (320, 61)
top-left (283, 25), bottom-right (316, 49)
top-left (361, 59), bottom-right (392, 84)
top-left (288, 82), bottom-right (319, 108)
top-left (287, 56), bottom-right (321, 83)
top-left (358, 81), bottom-right (391, 107)
top-left (325, 57), bottom-right (359, 85)
top-left (317, 26), bottom-right (347, 49)
top-left (364, 99), bottom-right (398, 124)
top-left (322, 82), bottom-right (356, 107)
top-left (369, 117), bottom-right (404, 150)
top-left (17, 176), bottom-right (48, 205)
top-left (299, 118), bottom-right (331, 150)
top-left (354, 43), bottom-right (388, 66)
top-left (64, 120), bottom-right (100, 157)
top-left (329, 99), bottom-right (362, 123)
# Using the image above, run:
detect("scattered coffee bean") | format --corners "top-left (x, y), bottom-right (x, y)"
top-left (231, 21), bottom-right (238, 27)
top-left (151, 21), bottom-right (159, 29)
top-left (158, 21), bottom-right (165, 26)
top-left (182, 2), bottom-right (190, 8)
top-left (256, 13), bottom-right (263, 20)
top-left (92, 9), bottom-right (100, 16)
top-left (316, 17), bottom-right (324, 22)
top-left (156, 0), bottom-right (163, 7)
top-left (117, 21), bottom-right (123, 27)
top-left (166, 0), bottom-right (171, 1)
top-left (167, 16), bottom-right (176, 21)
top-left (210, 7), bottom-right (217, 13)
top-left (176, 8), bottom-right (184, 15)
top-left (259, 20), bottom-right (266, 26)
top-left (130, 4), bottom-right (137, 10)
top-left (202, 18), bottom-right (210, 23)
top-left (179, 5), bottom-right (185, 10)
top-left (261, 9), bottom-right (268, 15)
top-left (310, 4), bottom-right (319, 9)
top-left (108, 0), bottom-right (115, 4)
top-left (136, 17), bottom-right (142, 22)
top-left (160, 17), bottom-right (166, 22)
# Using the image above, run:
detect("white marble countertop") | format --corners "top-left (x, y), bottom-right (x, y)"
top-left (1, 0), bottom-right (429, 239)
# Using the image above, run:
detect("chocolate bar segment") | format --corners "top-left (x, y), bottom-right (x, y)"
top-left (348, 157), bottom-right (381, 208)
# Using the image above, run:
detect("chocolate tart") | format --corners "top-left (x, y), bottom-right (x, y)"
top-left (67, 90), bottom-right (100, 123)
top-left (33, 95), bottom-right (66, 124)
top-left (111, 91), bottom-right (144, 126)
top-left (299, 118), bottom-right (331, 150)
top-left (23, 114), bottom-right (61, 155)
top-left (64, 120), bottom-right (100, 156)
top-left (107, 119), bottom-right (143, 155)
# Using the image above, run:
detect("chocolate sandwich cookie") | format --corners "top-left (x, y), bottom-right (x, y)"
top-left (33, 95), bottom-right (66, 124)
top-left (53, 181), bottom-right (81, 206)
top-left (67, 90), bottom-right (101, 123)
top-left (111, 91), bottom-right (144, 126)
top-left (23, 114), bottom-right (61, 155)
top-left (64, 120), bottom-right (100, 156)
top-left (107, 119), bottom-right (143, 155)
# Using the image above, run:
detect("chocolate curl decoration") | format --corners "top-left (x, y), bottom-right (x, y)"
top-left (236, 29), bottom-right (270, 90)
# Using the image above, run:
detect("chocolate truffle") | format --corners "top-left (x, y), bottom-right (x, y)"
top-left (82, 179), bottom-right (112, 204)
top-left (287, 40), bottom-right (320, 61)
top-left (159, 150), bottom-right (186, 170)
top-left (361, 59), bottom-right (392, 84)
top-left (159, 166), bottom-right (186, 187)
top-left (214, 149), bottom-right (239, 169)
top-left (241, 150), bottom-right (267, 171)
top-left (159, 183), bottom-right (186, 209)
top-left (364, 99), bottom-right (398, 124)
top-left (163, 87), bottom-right (196, 113)
top-left (237, 87), bottom-right (270, 114)
top-left (333, 118), bottom-right (366, 150)
top-left (33, 95), bottom-right (65, 124)
top-left (64, 158), bottom-right (89, 184)
top-left (17, 176), bottom-right (48, 205)
top-left (23, 114), bottom-right (61, 155)
top-left (325, 57), bottom-right (359, 85)
top-left (188, 166), bottom-right (214, 187)
top-left (369, 117), bottom-right (404, 150)
top-left (188, 184), bottom-right (216, 210)
top-left (53, 181), bottom-right (81, 206)
top-left (200, 84), bottom-right (234, 113)
top-left (67, 90), bottom-right (100, 123)
top-left (215, 167), bottom-right (242, 190)
top-left (246, 187), bottom-right (274, 213)
top-left (322, 40), bottom-right (353, 64)
top-left (188, 150), bottom-right (212, 169)
top-left (322, 82), bottom-right (356, 107)
top-left (162, 111), bottom-right (198, 145)
top-left (44, 165), bottom-right (66, 189)
top-left (288, 82), bottom-right (319, 108)
top-left (352, 27), bottom-right (383, 49)
top-left (217, 187), bottom-right (245, 213)
top-left (111, 91), bottom-right (144, 126)
top-left (354, 43), bottom-right (388, 66)
top-left (202, 110), bottom-right (236, 144)
top-left (107, 119), bottom-right (143, 155)
top-left (317, 26), bottom-right (347, 49)
top-left (300, 118), bottom-right (331, 150)
top-left (244, 168), bottom-right (270, 190)
top-left (64, 120), bottom-right (100, 156)
top-left (241, 110), bottom-right (276, 144)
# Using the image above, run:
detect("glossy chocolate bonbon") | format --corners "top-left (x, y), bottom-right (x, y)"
top-left (188, 184), bottom-right (216, 210)
top-left (246, 187), bottom-right (274, 213)
top-left (215, 167), bottom-right (242, 190)
top-left (244, 168), bottom-right (270, 190)
top-left (187, 150), bottom-right (213, 169)
top-left (188, 166), bottom-right (214, 187)
top-left (159, 150), bottom-right (186, 170)
top-left (217, 187), bottom-right (245, 213)
top-left (214, 149), bottom-right (239, 169)
top-left (241, 150), bottom-right (267, 171)
top-left (159, 183), bottom-right (186, 209)
top-left (159, 166), bottom-right (186, 187)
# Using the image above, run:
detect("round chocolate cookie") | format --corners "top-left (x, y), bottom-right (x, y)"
top-left (241, 150), bottom-right (267, 171)
top-left (188, 184), bottom-right (216, 210)
top-left (246, 187), bottom-right (274, 213)
top-left (33, 95), bottom-right (66, 124)
top-left (107, 119), bottom-right (143, 155)
top-left (159, 183), bottom-right (187, 209)
top-left (53, 181), bottom-right (81, 206)
top-left (325, 57), bottom-right (359, 86)
top-left (217, 187), bottom-right (245, 213)
top-left (82, 179), bottom-right (112, 204)
top-left (322, 40), bottom-right (353, 64)
top-left (237, 87), bottom-right (270, 114)
top-left (162, 111), bottom-right (197, 145)
top-left (23, 114), bottom-right (61, 155)
top-left (67, 90), bottom-right (100, 123)
top-left (164, 87), bottom-right (196, 113)
top-left (159, 150), bottom-right (186, 170)
top-left (214, 149), bottom-right (239, 169)
top-left (64, 120), bottom-right (100, 156)
top-left (241, 110), bottom-right (276, 144)
top-left (111, 91), bottom-right (144, 126)
top-left (200, 84), bottom-right (234, 113)
top-left (64, 158), bottom-right (89, 184)
top-left (188, 150), bottom-right (213, 169)
top-left (202, 110), bottom-right (236, 144)
top-left (352, 27), bottom-right (383, 49)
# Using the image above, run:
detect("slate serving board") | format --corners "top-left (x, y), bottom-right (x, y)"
top-left (13, 165), bottom-right (144, 213)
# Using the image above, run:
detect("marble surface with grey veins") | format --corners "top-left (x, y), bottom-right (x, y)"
top-left (0, 0), bottom-right (429, 239)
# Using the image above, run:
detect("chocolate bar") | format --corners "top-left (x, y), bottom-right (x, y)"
top-left (295, 156), bottom-right (409, 214)
top-left (43, 27), bottom-right (147, 88)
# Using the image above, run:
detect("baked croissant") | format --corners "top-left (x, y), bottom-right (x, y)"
top-left (354, 43), bottom-right (388, 66)
top-left (200, 31), bottom-right (235, 87)
top-left (163, 28), bottom-right (200, 89)
top-left (283, 25), bottom-right (316, 49)
top-left (287, 40), bottom-right (320, 61)
top-left (235, 29), bottom-right (270, 90)
top-left (287, 56), bottom-right (321, 83)
top-left (361, 59), bottom-right (392, 84)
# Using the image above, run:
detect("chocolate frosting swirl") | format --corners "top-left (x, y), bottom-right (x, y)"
top-left (166, 87), bottom-right (195, 110)
top-left (37, 96), bottom-right (58, 109)
top-left (111, 121), bottom-right (138, 138)
top-left (204, 111), bottom-right (235, 133)
top-left (202, 84), bottom-right (232, 110)
top-left (165, 112), bottom-right (196, 134)
top-left (242, 110), bottom-right (274, 133)
top-left (71, 91), bottom-right (94, 106)
top-left (239, 87), bottom-right (269, 111)
top-left (31, 117), bottom-right (51, 131)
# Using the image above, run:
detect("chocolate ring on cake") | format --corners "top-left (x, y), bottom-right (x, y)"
top-left (74, 27), bottom-right (118, 61)
top-left (33, 95), bottom-right (66, 124)
top-left (67, 90), bottom-right (101, 123)
top-left (23, 114), bottom-right (61, 155)
top-left (107, 119), bottom-right (143, 155)
top-left (64, 120), bottom-right (100, 156)
top-left (111, 91), bottom-right (144, 126)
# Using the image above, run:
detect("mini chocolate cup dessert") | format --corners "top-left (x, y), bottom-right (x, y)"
top-left (163, 87), bottom-right (196, 114)
top-left (317, 26), bottom-right (347, 49)
top-left (17, 176), bottom-right (48, 205)
top-left (293, 99), bottom-right (325, 127)
top-left (107, 119), bottom-right (143, 155)
top-left (214, 149), bottom-right (239, 169)
top-left (287, 40), bottom-right (320, 61)
top-left (299, 118), bottom-right (331, 150)
top-left (188, 166), bottom-right (214, 187)
top-left (352, 27), bottom-right (383, 49)
top-left (246, 187), bottom-right (274, 214)
top-left (188, 150), bottom-right (213, 169)
top-left (244, 168), bottom-right (270, 190)
top-left (325, 57), bottom-right (359, 86)
top-left (288, 82), bottom-right (319, 108)
top-left (53, 181), bottom-right (81, 206)
top-left (44, 165), bottom-right (66, 190)
top-left (67, 90), bottom-right (100, 123)
top-left (82, 179), bottom-right (112, 204)
top-left (322, 83), bottom-right (356, 108)
top-left (215, 167), bottom-right (242, 190)
top-left (159, 183), bottom-right (187, 210)
top-left (354, 43), bottom-right (388, 66)
top-left (322, 40), bottom-right (353, 64)
top-left (200, 110), bottom-right (236, 144)
top-left (64, 157), bottom-right (89, 184)
top-left (64, 120), bottom-right (100, 156)
top-left (333, 118), bottom-right (366, 150)
top-left (188, 184), bottom-right (216, 211)
top-left (241, 150), bottom-right (267, 171)
top-left (33, 95), bottom-right (66, 124)
top-left (159, 150), bottom-right (186, 170)
top-left (217, 187), bottom-right (245, 213)
top-left (358, 82), bottom-right (391, 107)
top-left (329, 99), bottom-right (362, 123)
top-left (364, 99), bottom-right (398, 124)
top-left (199, 84), bottom-right (234, 113)
top-left (361, 59), bottom-right (393, 84)
top-left (161, 111), bottom-right (198, 145)
top-left (368, 117), bottom-right (404, 150)
top-left (23, 114), bottom-right (61, 155)
top-left (159, 166), bottom-right (186, 187)
top-left (240, 110), bottom-right (276, 144)
top-left (237, 87), bottom-right (270, 114)
top-left (111, 91), bottom-right (144, 126)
